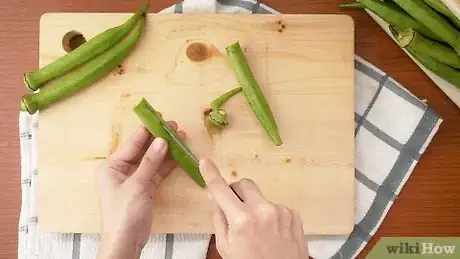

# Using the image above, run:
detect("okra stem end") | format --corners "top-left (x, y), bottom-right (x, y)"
top-left (206, 109), bottom-right (229, 129)
top-left (390, 26), bottom-right (415, 48)
top-left (205, 87), bottom-right (242, 130)
top-left (24, 73), bottom-right (39, 91)
top-left (20, 95), bottom-right (38, 115)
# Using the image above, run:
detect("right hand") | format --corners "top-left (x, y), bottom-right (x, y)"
top-left (199, 159), bottom-right (309, 259)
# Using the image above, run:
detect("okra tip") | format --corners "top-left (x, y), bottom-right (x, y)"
top-left (140, 3), bottom-right (150, 11)
top-left (138, 3), bottom-right (149, 16)
top-left (338, 2), bottom-right (365, 9)
top-left (273, 136), bottom-right (283, 146)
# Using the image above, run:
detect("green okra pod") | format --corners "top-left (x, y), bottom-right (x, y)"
top-left (392, 27), bottom-right (460, 69)
top-left (393, 0), bottom-right (460, 54)
top-left (356, 0), bottom-right (444, 42)
top-left (390, 26), bottom-right (460, 88)
top-left (421, 0), bottom-right (460, 30)
top-left (338, 2), bottom-right (366, 9)
top-left (205, 87), bottom-right (242, 129)
top-left (24, 3), bottom-right (149, 91)
top-left (409, 49), bottom-right (460, 88)
top-left (20, 14), bottom-right (146, 115)
top-left (133, 98), bottom-right (206, 188)
top-left (226, 42), bottom-right (283, 146)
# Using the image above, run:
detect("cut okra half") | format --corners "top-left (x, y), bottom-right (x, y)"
top-left (225, 41), bottom-right (283, 146)
top-left (133, 98), bottom-right (206, 188)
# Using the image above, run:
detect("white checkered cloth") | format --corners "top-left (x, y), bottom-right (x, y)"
top-left (18, 0), bottom-right (443, 258)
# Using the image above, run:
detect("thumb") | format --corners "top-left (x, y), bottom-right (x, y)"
top-left (210, 197), bottom-right (228, 252)
top-left (132, 137), bottom-right (168, 185)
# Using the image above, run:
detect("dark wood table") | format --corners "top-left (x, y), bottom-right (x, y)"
top-left (1, 1), bottom-right (459, 258)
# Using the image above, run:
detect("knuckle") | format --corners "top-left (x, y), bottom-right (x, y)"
top-left (208, 178), bottom-right (227, 191)
top-left (233, 212), bottom-right (254, 231)
top-left (278, 205), bottom-right (291, 215)
top-left (142, 155), bottom-right (157, 167)
top-left (107, 157), bottom-right (128, 173)
top-left (233, 178), bottom-right (255, 189)
top-left (239, 178), bottom-right (255, 186)
top-left (148, 178), bottom-right (159, 191)
top-left (208, 177), bottom-right (222, 187)
top-left (106, 156), bottom-right (118, 169)
top-left (257, 203), bottom-right (279, 221)
top-left (294, 211), bottom-right (304, 224)
top-left (132, 138), bottom-right (145, 152)
top-left (132, 183), bottom-right (150, 198)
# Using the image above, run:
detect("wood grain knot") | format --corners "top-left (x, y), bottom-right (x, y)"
top-left (62, 30), bottom-right (86, 53)
top-left (186, 42), bottom-right (210, 62)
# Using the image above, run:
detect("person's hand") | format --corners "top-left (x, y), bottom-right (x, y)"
top-left (96, 123), bottom-right (185, 259)
top-left (199, 159), bottom-right (309, 259)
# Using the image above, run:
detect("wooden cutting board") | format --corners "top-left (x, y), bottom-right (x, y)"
top-left (36, 13), bottom-right (355, 235)
top-left (442, 0), bottom-right (460, 19)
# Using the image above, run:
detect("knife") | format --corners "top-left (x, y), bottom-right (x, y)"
top-left (160, 121), bottom-right (244, 202)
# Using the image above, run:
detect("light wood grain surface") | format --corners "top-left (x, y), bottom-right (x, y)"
top-left (37, 13), bottom-right (354, 235)
top-left (0, 1), bottom-right (459, 259)
top-left (442, 0), bottom-right (460, 19)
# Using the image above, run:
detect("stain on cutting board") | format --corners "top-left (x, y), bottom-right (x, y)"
top-left (186, 42), bottom-right (210, 62)
top-left (166, 39), bottom-right (230, 86)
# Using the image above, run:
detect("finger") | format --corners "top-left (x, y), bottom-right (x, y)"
top-left (177, 130), bottom-right (187, 141)
top-left (132, 137), bottom-right (168, 185)
top-left (210, 198), bottom-right (228, 251)
top-left (277, 205), bottom-right (293, 237)
top-left (199, 159), bottom-right (244, 216)
top-left (96, 160), bottom-right (118, 186)
top-left (229, 178), bottom-right (265, 204)
top-left (292, 210), bottom-right (305, 242)
top-left (167, 121), bottom-right (178, 131)
top-left (156, 159), bottom-right (177, 179)
top-left (128, 121), bottom-right (175, 164)
top-left (145, 159), bottom-right (176, 189)
top-left (111, 126), bottom-right (151, 163)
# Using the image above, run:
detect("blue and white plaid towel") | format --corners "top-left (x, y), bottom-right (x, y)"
top-left (18, 0), bottom-right (443, 258)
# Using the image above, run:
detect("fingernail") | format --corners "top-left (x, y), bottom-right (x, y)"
top-left (199, 159), bottom-right (207, 171)
top-left (152, 137), bottom-right (166, 153)
top-left (199, 159), bottom-right (213, 171)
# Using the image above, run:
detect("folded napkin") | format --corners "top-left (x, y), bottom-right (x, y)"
top-left (18, 0), bottom-right (443, 258)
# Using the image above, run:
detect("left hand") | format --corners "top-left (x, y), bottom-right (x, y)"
top-left (96, 122), bottom-right (186, 259)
